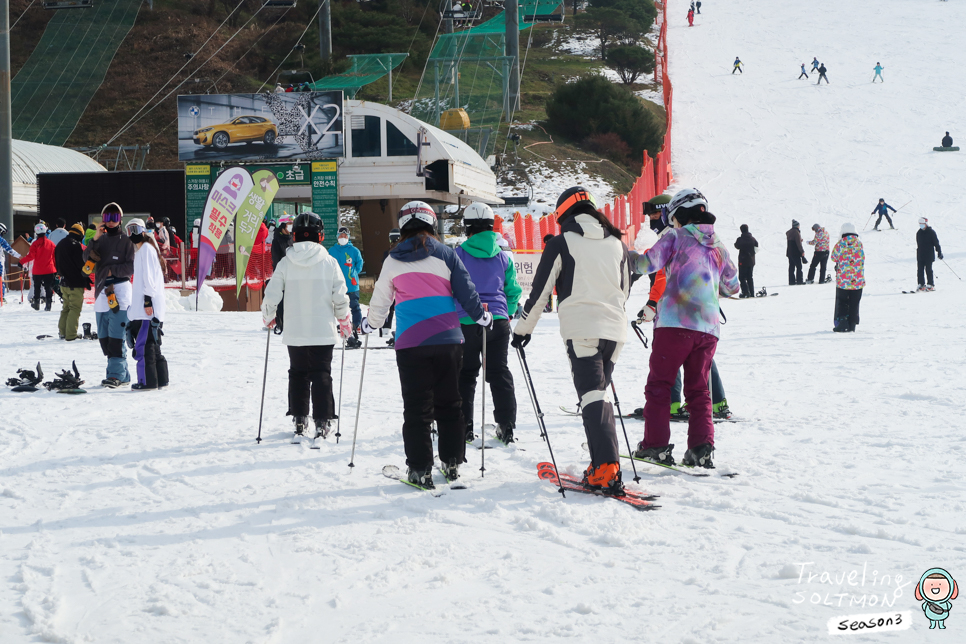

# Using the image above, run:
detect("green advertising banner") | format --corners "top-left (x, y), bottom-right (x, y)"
top-left (186, 164), bottom-right (212, 231)
top-left (235, 169), bottom-right (281, 295)
top-left (311, 161), bottom-right (339, 249)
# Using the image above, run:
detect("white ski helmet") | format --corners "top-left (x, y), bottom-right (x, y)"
top-left (667, 188), bottom-right (708, 223)
top-left (126, 218), bottom-right (147, 236)
top-left (34, 223), bottom-right (48, 235)
top-left (398, 200), bottom-right (437, 230)
top-left (463, 202), bottom-right (495, 223)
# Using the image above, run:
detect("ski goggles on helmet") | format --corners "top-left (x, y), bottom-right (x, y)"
top-left (126, 221), bottom-right (146, 236)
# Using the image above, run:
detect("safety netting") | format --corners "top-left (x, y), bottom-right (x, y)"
top-left (11, 0), bottom-right (142, 146)
top-left (310, 54), bottom-right (409, 98)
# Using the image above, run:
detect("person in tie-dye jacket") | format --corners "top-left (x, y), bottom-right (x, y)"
top-left (363, 201), bottom-right (489, 489)
top-left (627, 188), bottom-right (739, 470)
top-left (830, 223), bottom-right (865, 332)
top-left (806, 223), bottom-right (830, 284)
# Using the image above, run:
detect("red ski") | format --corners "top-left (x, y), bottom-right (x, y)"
top-left (536, 462), bottom-right (660, 511)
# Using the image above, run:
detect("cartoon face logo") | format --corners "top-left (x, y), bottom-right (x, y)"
top-left (916, 568), bottom-right (958, 629)
top-left (230, 176), bottom-right (244, 192)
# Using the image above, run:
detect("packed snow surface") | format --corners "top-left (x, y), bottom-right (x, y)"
top-left (3, 0), bottom-right (966, 641)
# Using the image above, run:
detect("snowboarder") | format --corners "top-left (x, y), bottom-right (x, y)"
top-left (363, 201), bottom-right (490, 489)
top-left (262, 212), bottom-right (351, 439)
top-left (831, 223), bottom-right (865, 332)
top-left (872, 62), bottom-right (884, 82)
top-left (732, 57), bottom-right (742, 74)
top-left (786, 220), bottom-right (806, 285)
top-left (19, 223), bottom-right (57, 311)
top-left (628, 188), bottom-right (739, 469)
top-left (53, 223), bottom-right (91, 340)
top-left (916, 217), bottom-right (943, 292)
top-left (941, 132), bottom-right (953, 148)
top-left (126, 219), bottom-right (170, 391)
top-left (805, 223), bottom-right (830, 284)
top-left (811, 57), bottom-right (820, 73)
top-left (85, 203), bottom-right (136, 387)
top-left (798, 63), bottom-right (809, 80)
top-left (329, 226), bottom-right (364, 348)
top-left (871, 198), bottom-right (896, 230)
top-left (687, 8), bottom-right (694, 26)
top-left (816, 63), bottom-right (829, 84)
top-left (456, 203), bottom-right (522, 444)
top-left (734, 224), bottom-right (758, 297)
top-left (512, 187), bottom-right (631, 495)
top-left (0, 222), bottom-right (23, 302)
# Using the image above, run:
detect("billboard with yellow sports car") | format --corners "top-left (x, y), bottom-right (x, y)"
top-left (177, 91), bottom-right (343, 162)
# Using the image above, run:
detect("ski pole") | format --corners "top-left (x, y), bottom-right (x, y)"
top-left (348, 333), bottom-right (369, 469)
top-left (630, 320), bottom-right (649, 349)
top-left (335, 337), bottom-right (346, 443)
top-left (255, 328), bottom-right (272, 444)
top-left (941, 258), bottom-right (962, 281)
top-left (610, 382), bottom-right (640, 483)
top-left (516, 345), bottom-right (565, 497)
top-left (480, 304), bottom-right (488, 478)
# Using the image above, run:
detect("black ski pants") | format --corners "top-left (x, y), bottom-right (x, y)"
top-left (459, 320), bottom-right (516, 432)
top-left (738, 264), bottom-right (755, 296)
top-left (833, 288), bottom-right (862, 332)
top-left (874, 213), bottom-right (894, 229)
top-left (917, 259), bottom-right (934, 287)
top-left (130, 319), bottom-right (169, 388)
top-left (287, 345), bottom-right (335, 421)
top-left (807, 251), bottom-right (829, 283)
top-left (817, 73), bottom-right (829, 84)
top-left (788, 256), bottom-right (804, 285)
top-left (567, 339), bottom-right (621, 467)
top-left (396, 344), bottom-right (466, 470)
top-left (732, 66), bottom-right (742, 74)
top-left (798, 72), bottom-right (809, 79)
top-left (32, 273), bottom-right (55, 309)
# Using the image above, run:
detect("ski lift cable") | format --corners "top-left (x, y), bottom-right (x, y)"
top-left (501, 1), bottom-right (539, 157)
top-left (392, 0), bottom-right (435, 101)
top-left (255, 0), bottom-right (328, 93)
top-left (104, 1), bottom-right (250, 145)
top-left (108, 3), bottom-right (268, 145)
top-left (10, 0), bottom-right (38, 30)
top-left (409, 16), bottom-right (444, 113)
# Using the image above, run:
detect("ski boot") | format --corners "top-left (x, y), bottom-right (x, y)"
top-left (805, 279), bottom-right (814, 285)
top-left (824, 275), bottom-right (833, 284)
top-left (30, 298), bottom-right (40, 311)
top-left (582, 462), bottom-right (626, 496)
top-left (314, 419), bottom-right (333, 440)
top-left (682, 443), bottom-right (715, 469)
top-left (346, 333), bottom-right (362, 349)
top-left (102, 377), bottom-right (124, 389)
top-left (440, 459), bottom-right (461, 483)
top-left (406, 467), bottom-right (435, 489)
top-left (670, 402), bottom-right (689, 421)
top-left (632, 442), bottom-right (675, 465)
top-left (293, 415), bottom-right (309, 436)
top-left (83, 323), bottom-right (93, 340)
top-left (925, 285), bottom-right (935, 292)
top-left (494, 423), bottom-right (514, 444)
top-left (713, 399), bottom-right (733, 420)
top-left (464, 422), bottom-right (475, 444)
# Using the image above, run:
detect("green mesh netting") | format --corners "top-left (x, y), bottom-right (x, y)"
top-left (12, 0), bottom-right (142, 146)
top-left (310, 53), bottom-right (409, 98)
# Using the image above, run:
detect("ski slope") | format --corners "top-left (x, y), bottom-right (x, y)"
top-left (2, 1), bottom-right (966, 641)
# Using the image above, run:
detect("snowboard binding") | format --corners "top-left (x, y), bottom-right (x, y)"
top-left (44, 361), bottom-right (86, 393)
top-left (6, 363), bottom-right (44, 392)
top-left (756, 287), bottom-right (768, 298)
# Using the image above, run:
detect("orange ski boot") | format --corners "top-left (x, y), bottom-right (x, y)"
top-left (582, 462), bottom-right (626, 496)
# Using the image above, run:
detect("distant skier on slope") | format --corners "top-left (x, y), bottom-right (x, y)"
top-left (872, 62), bottom-right (884, 82)
top-left (732, 57), bottom-right (743, 74)
top-left (831, 223), bottom-right (865, 332)
top-left (786, 220), bottom-right (806, 285)
top-left (798, 63), bottom-right (809, 80)
top-left (687, 8), bottom-right (694, 26)
top-left (734, 224), bottom-right (758, 297)
top-left (871, 198), bottom-right (897, 230)
top-left (805, 223), bottom-right (830, 284)
top-left (916, 217), bottom-right (943, 292)
top-left (696, 1), bottom-right (701, 14)
top-left (811, 57), bottom-right (820, 73)
top-left (817, 63), bottom-right (829, 84)
top-left (512, 187), bottom-right (631, 495)
top-left (628, 188), bottom-right (739, 470)
top-left (941, 132), bottom-right (953, 148)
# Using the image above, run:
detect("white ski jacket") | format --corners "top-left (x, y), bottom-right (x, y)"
top-left (129, 242), bottom-right (166, 322)
top-left (262, 241), bottom-right (350, 346)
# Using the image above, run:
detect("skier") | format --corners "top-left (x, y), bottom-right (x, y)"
top-left (871, 198), bottom-right (896, 230)
top-left (831, 223), bottom-right (865, 332)
top-left (362, 201), bottom-right (490, 489)
top-left (872, 62), bottom-right (884, 83)
top-left (941, 132), bottom-right (953, 148)
top-left (381, 228), bottom-right (402, 347)
top-left (696, 1), bottom-right (701, 14)
top-left (513, 187), bottom-right (631, 495)
top-left (47, 218), bottom-right (69, 246)
top-left (262, 212), bottom-right (351, 439)
top-left (687, 8), bottom-right (694, 26)
top-left (817, 63), bottom-right (829, 84)
top-left (811, 57), bottom-right (820, 73)
top-left (805, 223), bottom-right (830, 284)
top-left (798, 63), bottom-right (809, 80)
top-left (916, 217), bottom-right (943, 292)
top-left (0, 222), bottom-right (23, 302)
top-left (628, 188), bottom-right (739, 469)
top-left (329, 226), bottom-right (364, 348)
top-left (455, 202), bottom-right (523, 444)
top-left (786, 220), bottom-right (806, 285)
top-left (53, 223), bottom-right (91, 340)
top-left (734, 223), bottom-right (758, 297)
top-left (125, 219), bottom-right (170, 391)
top-left (732, 57), bottom-right (742, 74)
top-left (85, 202), bottom-right (136, 388)
top-left (19, 224), bottom-right (57, 311)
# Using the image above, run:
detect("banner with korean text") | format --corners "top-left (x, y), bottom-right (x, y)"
top-left (234, 169), bottom-right (280, 295)
top-left (198, 167), bottom-right (254, 295)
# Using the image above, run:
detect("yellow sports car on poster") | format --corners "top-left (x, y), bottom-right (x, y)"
top-left (192, 116), bottom-right (278, 149)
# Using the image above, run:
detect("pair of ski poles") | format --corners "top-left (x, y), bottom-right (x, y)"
top-left (863, 200), bottom-right (911, 231)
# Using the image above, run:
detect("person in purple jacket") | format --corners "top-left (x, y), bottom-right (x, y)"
top-left (455, 203), bottom-right (523, 445)
top-left (628, 188), bottom-right (739, 469)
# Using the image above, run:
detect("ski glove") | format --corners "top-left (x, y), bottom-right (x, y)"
top-left (359, 317), bottom-right (376, 335)
top-left (938, 253), bottom-right (944, 260)
top-left (337, 315), bottom-right (353, 340)
top-left (511, 332), bottom-right (531, 349)
top-left (638, 300), bottom-right (657, 323)
top-left (802, 256), bottom-right (808, 264)
top-left (476, 311), bottom-right (494, 329)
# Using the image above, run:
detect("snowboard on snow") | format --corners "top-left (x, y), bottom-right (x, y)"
top-left (536, 462), bottom-right (659, 511)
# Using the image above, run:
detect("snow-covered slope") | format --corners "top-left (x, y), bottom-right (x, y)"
top-left (2, 1), bottom-right (966, 642)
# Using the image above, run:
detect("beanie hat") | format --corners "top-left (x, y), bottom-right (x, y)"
top-left (70, 223), bottom-right (85, 236)
top-left (740, 224), bottom-right (749, 233)
top-left (840, 223), bottom-right (857, 236)
top-left (792, 219), bottom-right (800, 228)
top-left (918, 217), bottom-right (928, 225)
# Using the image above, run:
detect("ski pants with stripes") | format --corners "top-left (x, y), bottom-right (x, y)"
top-left (566, 339), bottom-right (621, 467)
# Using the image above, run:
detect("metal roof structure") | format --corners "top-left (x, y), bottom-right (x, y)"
top-left (12, 139), bottom-right (106, 212)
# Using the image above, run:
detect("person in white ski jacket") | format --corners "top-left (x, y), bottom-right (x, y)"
top-left (262, 212), bottom-right (351, 440)
top-left (126, 219), bottom-right (169, 391)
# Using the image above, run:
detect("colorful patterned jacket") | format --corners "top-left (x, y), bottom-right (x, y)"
top-left (830, 234), bottom-right (865, 290)
top-left (808, 227), bottom-right (830, 252)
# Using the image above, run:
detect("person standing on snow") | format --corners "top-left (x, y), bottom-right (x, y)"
top-left (786, 220), bottom-right (806, 285)
top-left (85, 203), bottom-right (136, 387)
top-left (125, 219), bottom-right (170, 391)
top-left (54, 223), bottom-right (91, 340)
top-left (817, 63), bottom-right (829, 84)
top-left (872, 62), bottom-right (884, 82)
top-left (628, 188), bottom-right (738, 469)
top-left (798, 63), bottom-right (809, 80)
top-left (362, 201), bottom-right (490, 489)
top-left (512, 187), bottom-right (632, 495)
top-left (262, 213), bottom-right (351, 441)
top-left (0, 222), bottom-right (23, 302)
top-left (732, 57), bottom-right (743, 74)
top-left (329, 226), bottom-right (364, 348)
top-left (695, 1), bottom-right (701, 14)
top-left (831, 223), bottom-right (865, 332)
top-left (805, 223), bottom-right (830, 284)
top-left (20, 223), bottom-right (57, 311)
top-left (916, 217), bottom-right (943, 292)
top-left (687, 8), bottom-right (694, 26)
top-left (271, 215), bottom-right (293, 269)
top-left (734, 224), bottom-right (758, 297)
top-left (871, 198), bottom-right (896, 230)
top-left (456, 203), bottom-right (523, 445)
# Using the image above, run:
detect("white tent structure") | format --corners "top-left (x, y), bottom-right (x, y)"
top-left (12, 139), bottom-right (106, 218)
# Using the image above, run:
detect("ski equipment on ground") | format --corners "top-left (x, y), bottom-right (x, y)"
top-left (382, 465), bottom-right (444, 496)
top-left (517, 346), bottom-right (565, 497)
top-left (348, 333), bottom-right (370, 469)
top-left (610, 382), bottom-right (640, 483)
top-left (537, 463), bottom-right (658, 511)
top-left (43, 361), bottom-right (85, 393)
top-left (619, 453), bottom-right (739, 478)
top-left (256, 328), bottom-right (271, 444)
top-left (7, 363), bottom-right (44, 392)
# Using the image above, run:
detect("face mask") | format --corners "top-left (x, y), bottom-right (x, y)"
top-left (338, 238), bottom-right (348, 245)
top-left (919, 223), bottom-right (926, 229)
top-left (130, 232), bottom-right (144, 244)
